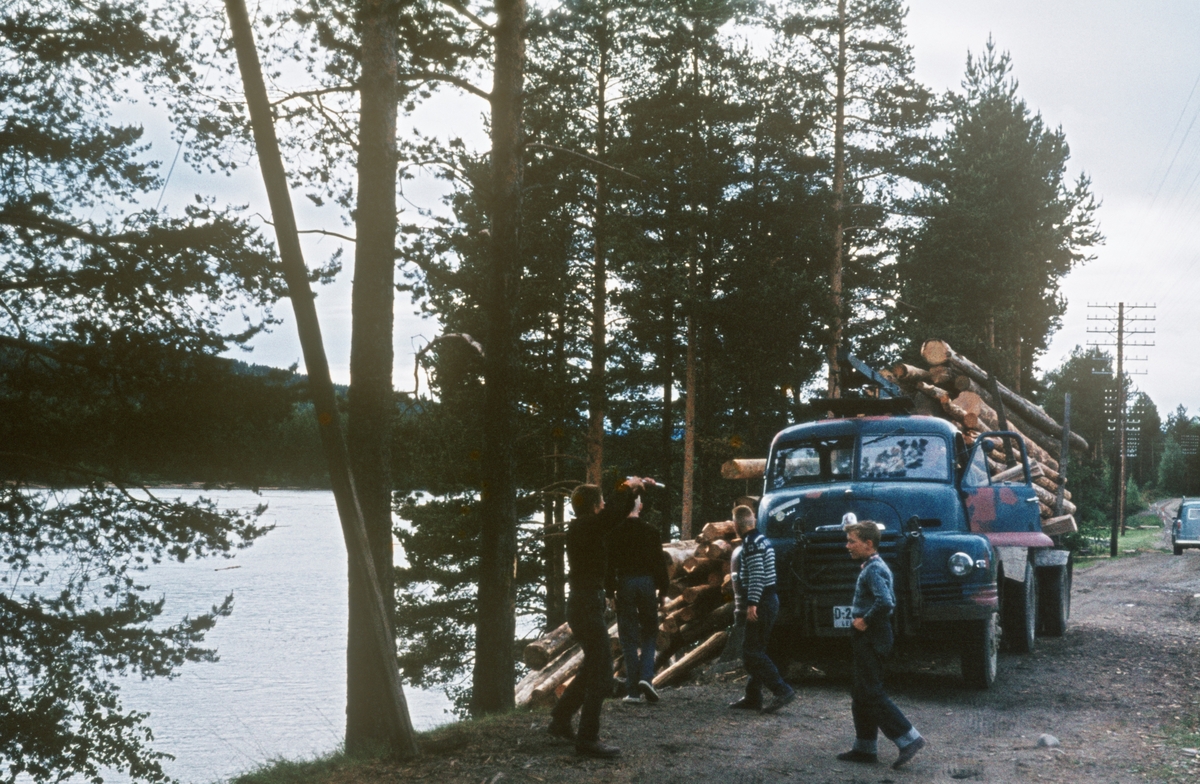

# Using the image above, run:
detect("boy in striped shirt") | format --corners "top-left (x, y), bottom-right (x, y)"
top-left (729, 504), bottom-right (795, 714)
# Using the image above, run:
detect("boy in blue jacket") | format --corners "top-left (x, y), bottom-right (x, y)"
top-left (838, 519), bottom-right (926, 770)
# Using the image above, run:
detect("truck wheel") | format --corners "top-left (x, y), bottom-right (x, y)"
top-left (1002, 561), bottom-right (1037, 653)
top-left (1037, 564), bottom-right (1069, 637)
top-left (1175, 544), bottom-right (1184, 556)
top-left (960, 615), bottom-right (998, 689)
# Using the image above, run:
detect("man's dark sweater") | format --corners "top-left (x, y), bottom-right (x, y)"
top-left (605, 517), bottom-right (669, 597)
top-left (565, 487), bottom-right (638, 596)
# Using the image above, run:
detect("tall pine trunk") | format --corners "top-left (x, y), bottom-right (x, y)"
top-left (586, 41), bottom-right (609, 486)
top-left (346, 0), bottom-right (400, 751)
top-left (473, 0), bottom-right (525, 715)
top-left (828, 0), bottom-right (847, 399)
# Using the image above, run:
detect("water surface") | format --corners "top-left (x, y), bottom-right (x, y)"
top-left (116, 489), bottom-right (453, 783)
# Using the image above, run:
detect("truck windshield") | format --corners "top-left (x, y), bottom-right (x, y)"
top-left (768, 437), bottom-right (854, 489)
top-left (859, 435), bottom-right (950, 481)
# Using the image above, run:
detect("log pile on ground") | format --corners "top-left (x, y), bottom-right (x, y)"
top-left (515, 522), bottom-right (741, 707)
top-left (890, 339), bottom-right (1084, 538)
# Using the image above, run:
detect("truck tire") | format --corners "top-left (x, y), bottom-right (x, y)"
top-left (1037, 563), bottom-right (1070, 637)
top-left (960, 615), bottom-right (998, 689)
top-left (1002, 561), bottom-right (1037, 654)
top-left (1175, 544), bottom-right (1184, 556)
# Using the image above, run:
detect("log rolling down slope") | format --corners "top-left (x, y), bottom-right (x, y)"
top-left (515, 523), bottom-right (742, 707)
top-left (890, 339), bottom-right (1087, 537)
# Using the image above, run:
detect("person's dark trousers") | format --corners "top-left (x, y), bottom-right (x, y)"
top-left (741, 589), bottom-right (789, 703)
top-left (850, 630), bottom-right (912, 745)
top-left (551, 591), bottom-right (612, 742)
top-left (616, 575), bottom-right (658, 697)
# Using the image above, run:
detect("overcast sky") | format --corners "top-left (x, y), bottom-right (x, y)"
top-left (220, 1), bottom-right (1200, 415)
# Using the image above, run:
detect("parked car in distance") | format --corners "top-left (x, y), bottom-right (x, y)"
top-left (1172, 498), bottom-right (1200, 555)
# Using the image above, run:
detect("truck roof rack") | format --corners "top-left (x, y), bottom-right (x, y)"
top-left (805, 397), bottom-right (914, 417)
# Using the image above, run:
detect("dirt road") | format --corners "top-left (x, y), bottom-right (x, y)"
top-left (391, 526), bottom-right (1200, 784)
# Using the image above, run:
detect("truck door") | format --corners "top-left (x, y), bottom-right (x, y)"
top-left (959, 432), bottom-right (1043, 535)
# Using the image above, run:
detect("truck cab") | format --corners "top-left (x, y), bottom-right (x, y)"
top-left (1173, 498), bottom-right (1200, 555)
top-left (760, 413), bottom-right (1068, 688)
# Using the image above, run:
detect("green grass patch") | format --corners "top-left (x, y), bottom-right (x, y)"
top-left (1076, 514), bottom-right (1167, 564)
top-left (228, 749), bottom-right (360, 784)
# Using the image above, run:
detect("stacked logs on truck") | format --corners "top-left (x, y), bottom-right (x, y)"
top-left (514, 521), bottom-right (740, 707)
top-left (891, 339), bottom-right (1086, 538)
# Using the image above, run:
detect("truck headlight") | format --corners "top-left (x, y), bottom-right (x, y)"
top-left (948, 552), bottom-right (974, 577)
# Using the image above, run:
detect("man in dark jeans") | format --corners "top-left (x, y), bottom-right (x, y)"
top-left (729, 504), bottom-right (795, 714)
top-left (606, 484), bottom-right (667, 704)
top-left (548, 478), bottom-right (648, 758)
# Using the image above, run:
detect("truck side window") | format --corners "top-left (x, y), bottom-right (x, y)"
top-left (962, 443), bottom-right (990, 487)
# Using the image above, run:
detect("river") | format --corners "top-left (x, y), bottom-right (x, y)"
top-left (114, 489), bottom-right (454, 783)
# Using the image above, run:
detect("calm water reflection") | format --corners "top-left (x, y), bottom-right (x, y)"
top-left (116, 490), bottom-right (453, 783)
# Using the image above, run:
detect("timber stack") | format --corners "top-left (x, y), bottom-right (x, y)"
top-left (514, 522), bottom-right (740, 707)
top-left (890, 339), bottom-right (1086, 538)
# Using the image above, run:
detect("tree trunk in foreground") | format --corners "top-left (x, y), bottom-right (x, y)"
top-left (473, 0), bottom-right (526, 715)
top-left (346, 0), bottom-right (401, 752)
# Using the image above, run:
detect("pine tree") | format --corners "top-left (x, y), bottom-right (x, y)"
top-left (898, 39), bottom-right (1101, 391)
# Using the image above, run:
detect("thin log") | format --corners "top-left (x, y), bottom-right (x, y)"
top-left (721, 459), bottom-right (766, 480)
top-left (924, 339), bottom-right (1088, 453)
top-left (523, 621), bottom-right (573, 669)
top-left (651, 631), bottom-right (728, 687)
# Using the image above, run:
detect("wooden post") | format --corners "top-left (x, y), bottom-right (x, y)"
top-left (223, 0), bottom-right (417, 757)
top-left (1055, 393), bottom-right (1071, 518)
top-left (988, 373), bottom-right (1017, 469)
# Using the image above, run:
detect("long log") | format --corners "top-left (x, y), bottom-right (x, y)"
top-left (1032, 482), bottom-right (1076, 515)
top-left (523, 621), bottom-right (573, 670)
top-left (526, 621), bottom-right (619, 706)
top-left (923, 339), bottom-right (1088, 453)
top-left (701, 539), bottom-right (733, 561)
top-left (891, 362), bottom-right (932, 382)
top-left (721, 459), bottom-right (766, 480)
top-left (651, 631), bottom-right (728, 687)
top-left (958, 391), bottom-right (1059, 471)
top-left (954, 376), bottom-right (1065, 460)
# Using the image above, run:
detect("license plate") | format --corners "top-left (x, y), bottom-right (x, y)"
top-left (832, 606), bottom-right (854, 629)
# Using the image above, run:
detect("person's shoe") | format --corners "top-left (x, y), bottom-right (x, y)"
top-left (836, 749), bottom-right (878, 764)
top-left (621, 694), bottom-right (643, 704)
top-left (546, 719), bottom-right (575, 742)
top-left (575, 740), bottom-right (621, 758)
top-left (761, 688), bottom-right (796, 714)
top-left (638, 680), bottom-right (660, 704)
top-left (728, 697), bottom-right (762, 710)
top-left (892, 737), bottom-right (927, 769)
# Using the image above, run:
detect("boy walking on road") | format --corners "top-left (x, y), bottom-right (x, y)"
top-left (728, 504), bottom-right (795, 714)
top-left (838, 520), bottom-right (926, 769)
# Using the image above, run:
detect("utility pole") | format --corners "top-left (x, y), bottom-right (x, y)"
top-left (1088, 302), bottom-right (1155, 557)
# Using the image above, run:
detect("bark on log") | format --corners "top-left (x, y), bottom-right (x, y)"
top-left (957, 391), bottom-right (1059, 471)
top-left (923, 339), bottom-right (1088, 453)
top-left (651, 631), bottom-right (728, 687)
top-left (697, 521), bottom-right (738, 543)
top-left (721, 459), bottom-right (766, 480)
top-left (523, 621), bottom-right (573, 670)
top-left (955, 377), bottom-right (1065, 460)
top-left (1041, 515), bottom-right (1078, 536)
top-left (929, 365), bottom-right (956, 386)
top-left (683, 582), bottom-right (720, 604)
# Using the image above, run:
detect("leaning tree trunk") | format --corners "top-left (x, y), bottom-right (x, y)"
top-left (346, 0), bottom-right (401, 753)
top-left (473, 0), bottom-right (526, 715)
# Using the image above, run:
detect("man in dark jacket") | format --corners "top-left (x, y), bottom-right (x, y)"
top-left (606, 484), bottom-right (668, 704)
top-left (547, 477), bottom-right (647, 758)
